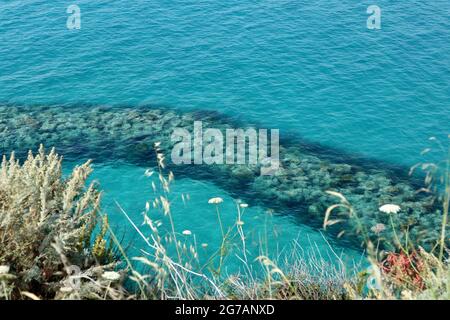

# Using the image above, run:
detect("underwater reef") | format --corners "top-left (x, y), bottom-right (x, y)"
top-left (0, 104), bottom-right (444, 250)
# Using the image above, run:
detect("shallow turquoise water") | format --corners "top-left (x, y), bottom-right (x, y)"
top-left (1, 1), bottom-right (449, 269)
top-left (69, 162), bottom-right (362, 272)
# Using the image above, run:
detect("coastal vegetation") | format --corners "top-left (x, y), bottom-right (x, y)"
top-left (0, 142), bottom-right (448, 300)
top-left (0, 146), bottom-right (120, 299)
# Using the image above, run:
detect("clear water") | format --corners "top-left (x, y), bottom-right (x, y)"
top-left (69, 162), bottom-right (362, 273)
top-left (1, 1), bottom-right (449, 269)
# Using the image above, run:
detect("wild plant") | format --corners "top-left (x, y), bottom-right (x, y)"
top-left (0, 145), bottom-right (117, 299)
top-left (323, 136), bottom-right (450, 299)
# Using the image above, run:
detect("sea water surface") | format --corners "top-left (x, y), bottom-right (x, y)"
top-left (1, 1), bottom-right (449, 270)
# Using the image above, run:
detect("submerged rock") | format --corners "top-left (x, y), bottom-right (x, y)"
top-left (0, 104), bottom-right (445, 250)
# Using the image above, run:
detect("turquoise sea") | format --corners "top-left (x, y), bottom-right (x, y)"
top-left (1, 1), bottom-right (449, 271)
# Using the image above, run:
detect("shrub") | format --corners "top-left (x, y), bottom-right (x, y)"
top-left (0, 145), bottom-right (117, 299)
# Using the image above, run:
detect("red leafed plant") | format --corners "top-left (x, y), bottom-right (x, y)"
top-left (381, 251), bottom-right (425, 290)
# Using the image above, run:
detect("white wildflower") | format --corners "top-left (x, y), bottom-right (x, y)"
top-left (208, 197), bottom-right (223, 204)
top-left (182, 230), bottom-right (192, 236)
top-left (379, 204), bottom-right (401, 214)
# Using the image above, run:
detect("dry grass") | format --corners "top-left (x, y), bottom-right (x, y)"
top-left (106, 143), bottom-right (354, 300)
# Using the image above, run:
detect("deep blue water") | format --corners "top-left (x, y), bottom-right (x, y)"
top-left (1, 1), bottom-right (449, 269)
